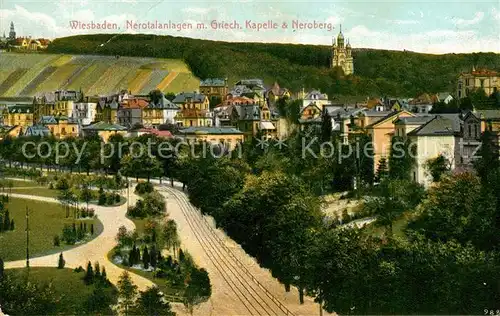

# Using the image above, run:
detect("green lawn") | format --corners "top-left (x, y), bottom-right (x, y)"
top-left (363, 213), bottom-right (411, 238)
top-left (9, 187), bottom-right (59, 198)
top-left (7, 267), bottom-right (117, 314)
top-left (5, 179), bottom-right (38, 187)
top-left (0, 197), bottom-right (99, 261)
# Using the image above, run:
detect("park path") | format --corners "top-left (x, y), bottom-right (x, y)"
top-left (3, 176), bottom-right (332, 316)
top-left (2, 192), bottom-right (155, 292)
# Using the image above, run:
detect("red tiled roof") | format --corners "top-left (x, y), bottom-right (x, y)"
top-left (123, 98), bottom-right (149, 109)
top-left (471, 68), bottom-right (498, 76)
top-left (138, 128), bottom-right (173, 138)
top-left (218, 96), bottom-right (256, 107)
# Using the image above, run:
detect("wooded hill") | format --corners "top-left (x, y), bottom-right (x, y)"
top-left (48, 34), bottom-right (500, 98)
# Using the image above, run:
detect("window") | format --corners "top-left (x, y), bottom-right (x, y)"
top-left (413, 171), bottom-right (416, 182)
top-left (468, 125), bottom-right (472, 138)
top-left (473, 124), bottom-right (477, 138)
top-left (480, 79), bottom-right (485, 88)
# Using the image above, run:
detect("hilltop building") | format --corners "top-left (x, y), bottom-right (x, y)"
top-left (331, 25), bottom-right (354, 75)
top-left (8, 22), bottom-right (16, 41)
top-left (457, 67), bottom-right (499, 98)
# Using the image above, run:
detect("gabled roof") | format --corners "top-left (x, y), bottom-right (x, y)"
top-left (407, 116), bottom-right (456, 137)
top-left (172, 93), bottom-right (206, 104)
top-left (200, 78), bottom-right (226, 87)
top-left (473, 109), bottom-right (500, 120)
top-left (138, 128), bottom-right (173, 138)
top-left (329, 107), bottom-right (365, 118)
top-left (393, 116), bottom-right (433, 125)
top-left (7, 105), bottom-right (32, 113)
top-left (235, 79), bottom-right (264, 87)
top-left (304, 90), bottom-right (328, 101)
top-left (179, 126), bottom-right (243, 135)
top-left (25, 124), bottom-right (50, 137)
top-left (122, 98), bottom-right (148, 109)
top-left (365, 110), bottom-right (415, 128)
top-left (82, 121), bottom-right (127, 131)
top-left (148, 96), bottom-right (179, 109)
top-left (39, 116), bottom-right (57, 124)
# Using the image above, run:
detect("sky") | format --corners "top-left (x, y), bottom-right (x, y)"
top-left (0, 0), bottom-right (499, 54)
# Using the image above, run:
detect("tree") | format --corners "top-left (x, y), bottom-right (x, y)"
top-left (474, 129), bottom-right (500, 184)
top-left (142, 246), bottom-right (150, 270)
top-left (101, 266), bottom-right (108, 282)
top-left (163, 219), bottom-right (180, 259)
top-left (84, 261), bottom-right (94, 284)
top-left (117, 271), bottom-right (138, 315)
top-left (320, 107), bottom-right (332, 142)
top-left (408, 172), bottom-right (498, 251)
top-left (364, 179), bottom-right (425, 236)
top-left (57, 253), bottom-right (65, 269)
top-left (425, 154), bottom-right (450, 182)
top-left (53, 235), bottom-right (60, 246)
top-left (94, 261), bottom-right (101, 279)
top-left (9, 219), bottom-right (14, 231)
top-left (84, 282), bottom-right (116, 314)
top-left (80, 186), bottom-right (93, 211)
top-left (388, 136), bottom-right (415, 180)
top-left (184, 268), bottom-right (211, 315)
top-left (3, 209), bottom-right (10, 231)
top-left (375, 157), bottom-right (388, 182)
top-left (0, 257), bottom-right (4, 280)
top-left (132, 286), bottom-right (175, 316)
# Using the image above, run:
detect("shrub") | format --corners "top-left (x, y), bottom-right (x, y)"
top-left (53, 235), bottom-right (60, 247)
top-left (114, 194), bottom-right (121, 203)
top-left (55, 178), bottom-right (70, 190)
top-left (98, 188), bottom-right (106, 205)
top-left (58, 253), bottom-right (65, 269)
top-left (135, 182), bottom-right (154, 195)
top-left (106, 194), bottom-right (115, 205)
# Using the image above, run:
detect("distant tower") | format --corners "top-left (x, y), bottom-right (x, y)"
top-left (330, 25), bottom-right (354, 75)
top-left (8, 22), bottom-right (16, 41)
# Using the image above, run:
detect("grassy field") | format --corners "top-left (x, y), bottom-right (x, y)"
top-left (0, 53), bottom-right (199, 97)
top-left (9, 187), bottom-right (59, 198)
top-left (165, 72), bottom-right (199, 93)
top-left (7, 267), bottom-right (118, 314)
top-left (0, 197), bottom-right (98, 261)
top-left (363, 212), bottom-right (411, 238)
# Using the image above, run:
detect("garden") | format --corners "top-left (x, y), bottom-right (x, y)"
top-left (110, 190), bottom-right (211, 310)
top-left (0, 196), bottom-right (99, 261)
top-left (0, 167), bottom-right (127, 206)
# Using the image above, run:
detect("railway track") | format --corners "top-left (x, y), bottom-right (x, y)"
top-left (160, 186), bottom-right (296, 316)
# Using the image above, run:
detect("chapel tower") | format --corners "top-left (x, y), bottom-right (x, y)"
top-left (331, 25), bottom-right (354, 75)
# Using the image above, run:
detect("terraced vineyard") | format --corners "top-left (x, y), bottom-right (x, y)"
top-left (0, 53), bottom-right (199, 97)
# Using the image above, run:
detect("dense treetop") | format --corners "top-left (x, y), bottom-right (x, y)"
top-left (48, 34), bottom-right (500, 99)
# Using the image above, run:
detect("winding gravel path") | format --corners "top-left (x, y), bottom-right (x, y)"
top-left (3, 191), bottom-right (155, 291)
top-left (3, 178), bottom-right (332, 316)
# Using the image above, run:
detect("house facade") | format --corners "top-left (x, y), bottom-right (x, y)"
top-left (172, 93), bottom-right (212, 127)
top-left (408, 116), bottom-right (458, 186)
top-left (365, 110), bottom-right (415, 172)
top-left (457, 68), bottom-right (499, 98)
